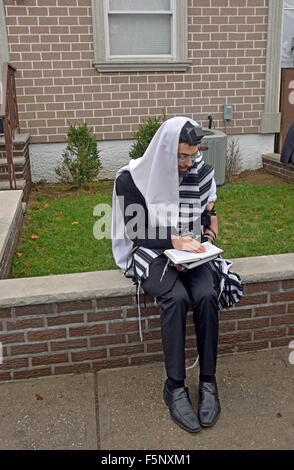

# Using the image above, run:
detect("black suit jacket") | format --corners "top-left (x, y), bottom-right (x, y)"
top-left (115, 170), bottom-right (178, 296)
top-left (115, 170), bottom-right (174, 250)
top-left (115, 169), bottom-right (213, 297)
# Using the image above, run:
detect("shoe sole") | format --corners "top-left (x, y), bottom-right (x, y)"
top-left (163, 396), bottom-right (201, 434)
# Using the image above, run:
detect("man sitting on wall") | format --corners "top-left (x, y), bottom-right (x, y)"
top-left (112, 116), bottom-right (239, 433)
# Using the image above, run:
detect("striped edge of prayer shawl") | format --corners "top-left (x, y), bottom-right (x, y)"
top-left (210, 257), bottom-right (244, 309)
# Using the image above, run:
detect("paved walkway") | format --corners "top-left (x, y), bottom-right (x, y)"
top-left (0, 348), bottom-right (293, 450)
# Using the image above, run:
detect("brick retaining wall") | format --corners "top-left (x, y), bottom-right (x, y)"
top-left (262, 153), bottom-right (294, 184)
top-left (0, 191), bottom-right (24, 280)
top-left (0, 199), bottom-right (23, 280)
top-left (0, 276), bottom-right (293, 383)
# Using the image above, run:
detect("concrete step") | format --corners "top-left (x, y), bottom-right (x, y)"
top-left (0, 179), bottom-right (26, 190)
top-left (0, 132), bottom-right (30, 146)
top-left (0, 157), bottom-right (26, 181)
top-left (0, 171), bottom-right (25, 181)
top-left (0, 157), bottom-right (26, 180)
top-left (0, 156), bottom-right (25, 167)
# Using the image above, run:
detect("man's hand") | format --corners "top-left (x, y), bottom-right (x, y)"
top-left (171, 235), bottom-right (206, 253)
top-left (171, 264), bottom-right (187, 272)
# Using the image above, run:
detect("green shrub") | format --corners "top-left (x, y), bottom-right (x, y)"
top-left (129, 110), bottom-right (166, 159)
top-left (55, 123), bottom-right (102, 186)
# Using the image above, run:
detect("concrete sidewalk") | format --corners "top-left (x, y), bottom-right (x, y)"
top-left (0, 348), bottom-right (293, 450)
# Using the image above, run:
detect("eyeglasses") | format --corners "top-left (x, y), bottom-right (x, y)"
top-left (177, 151), bottom-right (200, 163)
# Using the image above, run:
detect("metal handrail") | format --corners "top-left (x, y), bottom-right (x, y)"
top-left (0, 62), bottom-right (19, 190)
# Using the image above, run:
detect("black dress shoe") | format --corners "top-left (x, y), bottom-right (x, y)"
top-left (198, 381), bottom-right (221, 427)
top-left (163, 380), bottom-right (201, 433)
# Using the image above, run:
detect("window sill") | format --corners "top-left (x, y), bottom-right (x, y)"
top-left (93, 60), bottom-right (191, 73)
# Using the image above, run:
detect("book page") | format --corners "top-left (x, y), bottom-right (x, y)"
top-left (164, 242), bottom-right (223, 264)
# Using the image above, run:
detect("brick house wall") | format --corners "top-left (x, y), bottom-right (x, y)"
top-left (2, 0), bottom-right (275, 180)
top-left (4, 0), bottom-right (268, 143)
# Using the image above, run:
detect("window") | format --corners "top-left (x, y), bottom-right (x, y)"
top-left (92, 0), bottom-right (189, 72)
top-left (281, 0), bottom-right (294, 68)
top-left (260, 0), bottom-right (283, 133)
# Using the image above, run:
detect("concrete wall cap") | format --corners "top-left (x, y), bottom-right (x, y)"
top-left (0, 253), bottom-right (293, 307)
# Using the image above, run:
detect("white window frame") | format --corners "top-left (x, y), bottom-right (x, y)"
top-left (92, 0), bottom-right (190, 72)
top-left (0, 0), bottom-right (9, 74)
top-left (261, 0), bottom-right (283, 133)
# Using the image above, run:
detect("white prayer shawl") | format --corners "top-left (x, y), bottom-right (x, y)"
top-left (112, 116), bottom-right (199, 275)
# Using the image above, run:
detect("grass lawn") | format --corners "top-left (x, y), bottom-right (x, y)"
top-left (10, 172), bottom-right (294, 278)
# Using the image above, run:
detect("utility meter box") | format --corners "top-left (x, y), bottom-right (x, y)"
top-left (200, 129), bottom-right (227, 186)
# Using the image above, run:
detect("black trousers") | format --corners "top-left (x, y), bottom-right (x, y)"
top-left (141, 258), bottom-right (220, 382)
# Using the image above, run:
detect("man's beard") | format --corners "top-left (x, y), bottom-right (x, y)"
top-left (178, 167), bottom-right (192, 179)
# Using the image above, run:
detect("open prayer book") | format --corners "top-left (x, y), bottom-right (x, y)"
top-left (164, 242), bottom-right (223, 269)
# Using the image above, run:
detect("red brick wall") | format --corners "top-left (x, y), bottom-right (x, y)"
top-left (0, 197), bottom-right (24, 279)
top-left (3, 0), bottom-right (268, 144)
top-left (262, 156), bottom-right (294, 184)
top-left (0, 278), bottom-right (293, 382)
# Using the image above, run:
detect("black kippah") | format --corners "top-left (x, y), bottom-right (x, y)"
top-left (179, 121), bottom-right (205, 145)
